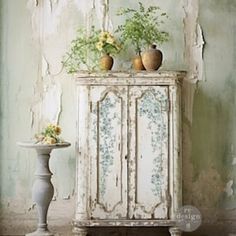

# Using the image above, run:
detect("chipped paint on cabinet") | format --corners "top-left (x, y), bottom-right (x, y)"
top-left (74, 71), bottom-right (185, 235)
top-left (128, 86), bottom-right (169, 219)
top-left (89, 86), bottom-right (128, 219)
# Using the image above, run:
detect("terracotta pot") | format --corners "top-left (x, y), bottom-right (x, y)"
top-left (100, 54), bottom-right (114, 71)
top-left (141, 44), bottom-right (163, 71)
top-left (132, 54), bottom-right (145, 70)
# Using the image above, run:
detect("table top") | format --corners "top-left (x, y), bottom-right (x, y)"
top-left (17, 141), bottom-right (71, 149)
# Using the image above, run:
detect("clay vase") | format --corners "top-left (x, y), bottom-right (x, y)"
top-left (132, 54), bottom-right (145, 70)
top-left (100, 53), bottom-right (114, 71)
top-left (142, 44), bottom-right (163, 71)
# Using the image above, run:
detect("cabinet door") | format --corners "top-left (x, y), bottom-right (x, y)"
top-left (128, 86), bottom-right (170, 219)
top-left (89, 86), bottom-right (128, 219)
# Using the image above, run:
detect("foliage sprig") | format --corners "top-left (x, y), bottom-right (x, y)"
top-left (62, 26), bottom-right (100, 73)
top-left (116, 2), bottom-right (169, 54)
top-left (62, 27), bottom-right (121, 74)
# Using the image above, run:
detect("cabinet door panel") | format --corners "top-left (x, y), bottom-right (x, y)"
top-left (128, 86), bottom-right (169, 219)
top-left (89, 86), bottom-right (128, 219)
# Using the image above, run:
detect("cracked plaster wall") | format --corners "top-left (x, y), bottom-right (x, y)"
top-left (0, 0), bottom-right (236, 235)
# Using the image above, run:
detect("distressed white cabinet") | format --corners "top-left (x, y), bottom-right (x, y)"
top-left (73, 71), bottom-right (185, 236)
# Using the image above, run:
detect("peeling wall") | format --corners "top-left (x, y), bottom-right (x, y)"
top-left (189, 0), bottom-right (236, 211)
top-left (0, 0), bottom-right (78, 233)
top-left (1, 0), bottom-right (236, 235)
top-left (183, 0), bottom-right (236, 234)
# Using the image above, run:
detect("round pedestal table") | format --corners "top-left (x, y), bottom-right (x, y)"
top-left (17, 141), bottom-right (71, 236)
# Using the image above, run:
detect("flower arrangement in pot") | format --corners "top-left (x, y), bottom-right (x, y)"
top-left (62, 26), bottom-right (121, 73)
top-left (116, 2), bottom-right (169, 71)
top-left (35, 124), bottom-right (63, 144)
top-left (96, 31), bottom-right (121, 70)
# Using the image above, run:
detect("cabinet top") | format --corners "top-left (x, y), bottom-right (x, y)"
top-left (75, 70), bottom-right (186, 86)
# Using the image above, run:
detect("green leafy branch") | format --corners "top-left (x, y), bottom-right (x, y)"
top-left (62, 26), bottom-right (101, 73)
top-left (116, 2), bottom-right (169, 54)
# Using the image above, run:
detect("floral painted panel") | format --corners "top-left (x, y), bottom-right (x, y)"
top-left (98, 93), bottom-right (122, 199)
top-left (89, 87), bottom-right (127, 216)
top-left (135, 86), bottom-right (169, 214)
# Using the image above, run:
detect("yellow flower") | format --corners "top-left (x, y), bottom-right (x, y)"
top-left (43, 136), bottom-right (57, 144)
top-left (54, 126), bottom-right (61, 135)
top-left (100, 31), bottom-right (109, 41)
top-left (96, 41), bottom-right (103, 51)
top-left (48, 124), bottom-right (54, 129)
top-left (106, 35), bottom-right (115, 44)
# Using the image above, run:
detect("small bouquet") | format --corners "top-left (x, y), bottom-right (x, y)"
top-left (96, 31), bottom-right (121, 55)
top-left (35, 124), bottom-right (63, 144)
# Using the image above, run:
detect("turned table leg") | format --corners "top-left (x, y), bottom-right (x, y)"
top-left (17, 141), bottom-right (71, 236)
top-left (169, 227), bottom-right (182, 236)
top-left (27, 149), bottom-right (54, 236)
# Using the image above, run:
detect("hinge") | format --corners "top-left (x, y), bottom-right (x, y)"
top-left (90, 102), bottom-right (92, 112)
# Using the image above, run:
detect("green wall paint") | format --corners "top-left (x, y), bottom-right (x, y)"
top-left (0, 0), bottom-right (40, 201)
top-left (188, 0), bottom-right (236, 209)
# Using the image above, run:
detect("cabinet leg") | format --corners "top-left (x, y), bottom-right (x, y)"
top-left (169, 227), bottom-right (182, 236)
top-left (72, 227), bottom-right (88, 236)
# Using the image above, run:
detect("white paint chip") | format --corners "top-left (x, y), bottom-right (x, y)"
top-left (232, 158), bottom-right (236, 165)
top-left (182, 0), bottom-right (205, 124)
top-left (194, 23), bottom-right (205, 81)
top-left (52, 196), bottom-right (57, 201)
top-left (42, 83), bottom-right (62, 124)
top-left (95, 0), bottom-right (113, 31)
top-left (225, 180), bottom-right (234, 197)
top-left (27, 0), bottom-right (68, 37)
top-left (63, 195), bottom-right (70, 200)
top-left (42, 55), bottom-right (50, 76)
top-left (74, 0), bottom-right (113, 31)
top-left (74, 0), bottom-right (94, 16)
top-left (230, 144), bottom-right (236, 165)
